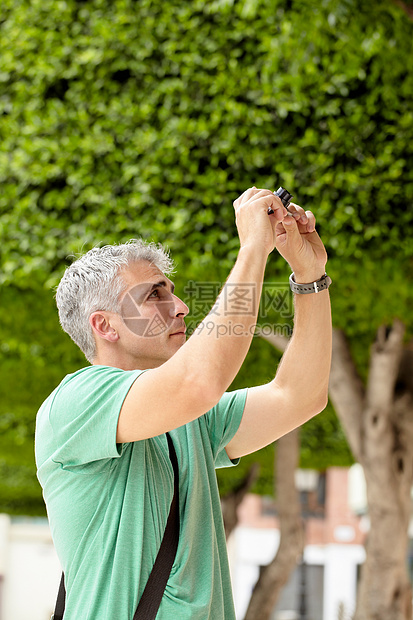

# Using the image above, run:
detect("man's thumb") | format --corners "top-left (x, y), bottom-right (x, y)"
top-left (283, 215), bottom-right (299, 234)
top-left (275, 215), bottom-right (299, 249)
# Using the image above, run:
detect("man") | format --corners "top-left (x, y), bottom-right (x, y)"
top-left (35, 187), bottom-right (332, 619)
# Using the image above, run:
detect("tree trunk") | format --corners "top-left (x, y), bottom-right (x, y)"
top-left (353, 390), bottom-right (413, 620)
top-left (329, 322), bottom-right (413, 620)
top-left (261, 320), bottom-right (413, 619)
top-left (243, 428), bottom-right (304, 620)
top-left (355, 460), bottom-right (412, 620)
top-left (393, 0), bottom-right (413, 20)
top-left (221, 463), bottom-right (260, 540)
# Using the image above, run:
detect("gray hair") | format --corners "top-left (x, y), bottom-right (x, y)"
top-left (56, 239), bottom-right (174, 363)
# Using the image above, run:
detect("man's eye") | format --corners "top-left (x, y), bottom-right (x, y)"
top-left (148, 290), bottom-right (159, 298)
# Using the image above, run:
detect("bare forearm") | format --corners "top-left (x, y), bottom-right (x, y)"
top-left (273, 288), bottom-right (332, 411)
top-left (174, 245), bottom-right (267, 396)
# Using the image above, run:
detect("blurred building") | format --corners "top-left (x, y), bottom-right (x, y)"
top-left (229, 466), bottom-right (368, 620)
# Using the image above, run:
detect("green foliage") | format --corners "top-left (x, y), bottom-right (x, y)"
top-left (217, 443), bottom-right (276, 498)
top-left (1, 0), bottom-right (412, 512)
top-left (1, 0), bottom-right (413, 284)
top-left (218, 340), bottom-right (354, 497)
top-left (0, 286), bottom-right (85, 514)
top-left (299, 403), bottom-right (354, 470)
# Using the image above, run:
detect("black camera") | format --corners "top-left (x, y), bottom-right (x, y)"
top-left (268, 187), bottom-right (293, 214)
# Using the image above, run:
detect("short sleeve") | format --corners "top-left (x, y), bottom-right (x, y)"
top-left (48, 366), bottom-right (144, 470)
top-left (204, 388), bottom-right (248, 469)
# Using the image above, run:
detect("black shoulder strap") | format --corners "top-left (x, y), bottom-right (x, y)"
top-left (133, 433), bottom-right (180, 619)
top-left (52, 573), bottom-right (66, 620)
top-left (52, 433), bottom-right (179, 620)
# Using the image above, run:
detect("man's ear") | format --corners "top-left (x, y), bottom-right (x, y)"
top-left (89, 312), bottom-right (120, 343)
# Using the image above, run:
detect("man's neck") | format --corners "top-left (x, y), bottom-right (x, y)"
top-left (93, 351), bottom-right (163, 371)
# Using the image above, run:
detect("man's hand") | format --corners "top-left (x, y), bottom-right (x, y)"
top-left (274, 202), bottom-right (328, 283)
top-left (233, 187), bottom-right (287, 256)
top-left (226, 195), bottom-right (331, 460)
top-left (233, 188), bottom-right (327, 282)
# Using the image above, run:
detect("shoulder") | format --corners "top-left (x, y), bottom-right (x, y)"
top-left (55, 365), bottom-right (144, 402)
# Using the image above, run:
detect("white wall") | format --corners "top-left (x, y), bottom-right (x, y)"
top-left (229, 526), bottom-right (280, 619)
top-left (0, 514), bottom-right (61, 620)
top-left (311, 544), bottom-right (365, 620)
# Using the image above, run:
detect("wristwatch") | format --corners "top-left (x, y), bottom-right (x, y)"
top-left (289, 272), bottom-right (332, 294)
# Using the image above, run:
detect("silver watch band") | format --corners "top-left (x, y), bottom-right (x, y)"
top-left (289, 272), bottom-right (332, 294)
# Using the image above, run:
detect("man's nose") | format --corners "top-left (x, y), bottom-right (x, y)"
top-left (169, 294), bottom-right (189, 318)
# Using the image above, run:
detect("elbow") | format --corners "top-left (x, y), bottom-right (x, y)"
top-left (184, 370), bottom-right (226, 414)
top-left (191, 361), bottom-right (234, 408)
top-left (299, 386), bottom-right (329, 421)
top-left (311, 390), bottom-right (329, 416)
top-left (202, 379), bottom-right (227, 410)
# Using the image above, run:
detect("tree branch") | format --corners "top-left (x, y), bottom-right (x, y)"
top-left (221, 463), bottom-right (260, 540)
top-left (389, 393), bottom-right (413, 525)
top-left (328, 328), bottom-right (365, 462)
top-left (393, 0), bottom-right (413, 20)
top-left (258, 329), bottom-right (290, 353)
top-left (366, 320), bottom-right (405, 411)
top-left (243, 429), bottom-right (304, 620)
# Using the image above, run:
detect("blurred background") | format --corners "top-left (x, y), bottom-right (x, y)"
top-left (1, 0), bottom-right (413, 618)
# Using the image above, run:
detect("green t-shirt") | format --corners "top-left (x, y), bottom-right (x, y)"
top-left (35, 365), bottom-right (247, 620)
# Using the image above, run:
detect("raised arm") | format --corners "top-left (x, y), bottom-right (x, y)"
top-left (116, 188), bottom-right (287, 442)
top-left (225, 200), bottom-right (332, 459)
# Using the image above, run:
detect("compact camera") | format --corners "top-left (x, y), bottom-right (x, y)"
top-left (268, 187), bottom-right (293, 214)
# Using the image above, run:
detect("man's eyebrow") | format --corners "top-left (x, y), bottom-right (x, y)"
top-left (147, 280), bottom-right (175, 294)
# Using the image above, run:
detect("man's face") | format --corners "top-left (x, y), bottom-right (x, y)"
top-left (116, 260), bottom-right (189, 368)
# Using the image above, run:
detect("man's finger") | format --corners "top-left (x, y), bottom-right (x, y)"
top-left (286, 203), bottom-right (305, 219)
top-left (286, 204), bottom-right (317, 233)
top-left (248, 193), bottom-right (286, 219)
top-left (304, 210), bottom-right (316, 233)
top-left (233, 186), bottom-right (260, 208)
